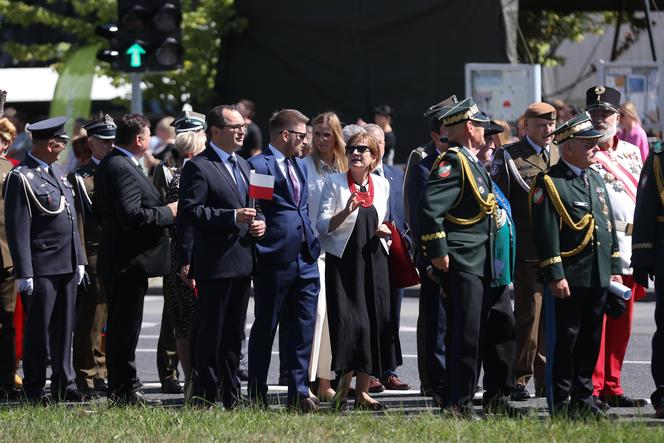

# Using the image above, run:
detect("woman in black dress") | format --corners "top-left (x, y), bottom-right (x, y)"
top-left (316, 132), bottom-right (401, 410)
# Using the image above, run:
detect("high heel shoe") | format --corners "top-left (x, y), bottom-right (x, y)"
top-left (354, 399), bottom-right (387, 411)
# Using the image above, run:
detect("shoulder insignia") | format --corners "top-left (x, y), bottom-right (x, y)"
top-left (653, 141), bottom-right (663, 154)
top-left (532, 187), bottom-right (544, 204)
top-left (437, 161), bottom-right (452, 178)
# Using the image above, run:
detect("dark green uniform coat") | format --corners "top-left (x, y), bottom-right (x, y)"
top-left (419, 145), bottom-right (495, 277)
top-left (531, 161), bottom-right (621, 287)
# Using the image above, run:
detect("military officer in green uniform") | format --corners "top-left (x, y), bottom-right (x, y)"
top-left (631, 141), bottom-right (664, 419)
top-left (530, 112), bottom-right (622, 418)
top-left (419, 98), bottom-right (518, 417)
top-left (69, 114), bottom-right (115, 395)
top-left (491, 102), bottom-right (558, 400)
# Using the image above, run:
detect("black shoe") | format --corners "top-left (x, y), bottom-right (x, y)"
top-left (237, 368), bottom-right (249, 382)
top-left (24, 393), bottom-right (52, 405)
top-left (52, 389), bottom-right (87, 403)
top-left (656, 405), bottom-right (664, 419)
top-left (160, 379), bottom-right (183, 394)
top-left (93, 378), bottom-right (108, 392)
top-left (568, 401), bottom-right (607, 420)
top-left (510, 384), bottom-right (531, 401)
top-left (0, 386), bottom-right (23, 402)
top-left (602, 394), bottom-right (648, 408)
top-left (535, 387), bottom-right (547, 398)
top-left (109, 390), bottom-right (162, 406)
top-left (483, 398), bottom-right (529, 418)
top-left (592, 395), bottom-right (610, 411)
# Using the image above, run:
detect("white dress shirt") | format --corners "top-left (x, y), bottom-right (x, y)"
top-left (210, 141), bottom-right (240, 184)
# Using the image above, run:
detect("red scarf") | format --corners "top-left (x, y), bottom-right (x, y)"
top-left (347, 171), bottom-right (374, 207)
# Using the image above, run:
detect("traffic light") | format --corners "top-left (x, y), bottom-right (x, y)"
top-left (97, 1), bottom-right (184, 73)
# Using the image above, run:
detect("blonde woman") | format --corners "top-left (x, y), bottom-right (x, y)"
top-left (303, 112), bottom-right (347, 401)
top-left (618, 102), bottom-right (650, 161)
top-left (317, 132), bottom-right (400, 411)
top-left (163, 129), bottom-right (207, 392)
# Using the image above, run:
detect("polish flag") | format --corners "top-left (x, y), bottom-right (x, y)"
top-left (249, 170), bottom-right (275, 200)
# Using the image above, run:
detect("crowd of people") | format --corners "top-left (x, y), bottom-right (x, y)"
top-left (0, 86), bottom-right (662, 420)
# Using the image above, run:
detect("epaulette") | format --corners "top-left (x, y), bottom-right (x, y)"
top-left (653, 140), bottom-right (663, 154)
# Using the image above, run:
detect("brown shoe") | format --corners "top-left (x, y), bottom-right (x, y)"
top-left (368, 377), bottom-right (385, 393)
top-left (289, 396), bottom-right (320, 413)
top-left (382, 375), bottom-right (410, 390)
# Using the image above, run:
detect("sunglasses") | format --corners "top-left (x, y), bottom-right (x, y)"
top-left (346, 145), bottom-right (370, 154)
top-left (284, 129), bottom-right (307, 140)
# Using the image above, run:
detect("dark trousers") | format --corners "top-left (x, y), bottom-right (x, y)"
top-left (104, 269), bottom-right (148, 394)
top-left (653, 277), bottom-right (664, 408)
top-left (191, 277), bottom-right (250, 406)
top-left (72, 271), bottom-right (107, 390)
top-left (0, 267), bottom-right (16, 387)
top-left (552, 286), bottom-right (606, 407)
top-left (416, 273), bottom-right (446, 396)
top-left (22, 273), bottom-right (78, 398)
top-left (248, 253), bottom-right (319, 404)
top-left (478, 285), bottom-right (516, 400)
top-left (157, 281), bottom-right (179, 383)
top-left (440, 269), bottom-right (486, 409)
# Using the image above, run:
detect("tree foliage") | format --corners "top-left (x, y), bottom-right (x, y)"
top-left (518, 10), bottom-right (649, 66)
top-left (0, 0), bottom-right (246, 110)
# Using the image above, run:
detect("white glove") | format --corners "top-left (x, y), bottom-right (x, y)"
top-left (76, 265), bottom-right (85, 285)
top-left (17, 278), bottom-right (33, 296)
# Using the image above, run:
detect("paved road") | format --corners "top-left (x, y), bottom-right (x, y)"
top-left (134, 291), bottom-right (659, 413)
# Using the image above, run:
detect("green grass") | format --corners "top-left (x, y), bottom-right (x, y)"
top-left (0, 405), bottom-right (662, 442)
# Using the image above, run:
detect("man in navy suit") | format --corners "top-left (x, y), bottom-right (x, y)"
top-left (248, 109), bottom-right (321, 412)
top-left (179, 105), bottom-right (265, 408)
top-left (364, 124), bottom-right (411, 391)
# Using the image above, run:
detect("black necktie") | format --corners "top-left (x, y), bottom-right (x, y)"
top-left (541, 149), bottom-right (548, 165)
top-left (228, 155), bottom-right (247, 201)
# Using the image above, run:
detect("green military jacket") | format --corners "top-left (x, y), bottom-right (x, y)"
top-left (68, 161), bottom-right (100, 272)
top-left (419, 145), bottom-right (496, 277)
top-left (632, 149), bottom-right (664, 276)
top-left (530, 160), bottom-right (621, 288)
top-left (491, 138), bottom-right (559, 262)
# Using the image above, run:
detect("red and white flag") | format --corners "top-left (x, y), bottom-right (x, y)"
top-left (249, 170), bottom-right (275, 200)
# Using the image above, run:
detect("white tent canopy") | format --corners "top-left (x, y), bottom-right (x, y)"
top-left (0, 67), bottom-right (131, 102)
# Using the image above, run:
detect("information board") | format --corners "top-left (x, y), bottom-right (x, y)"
top-left (465, 63), bottom-right (541, 122)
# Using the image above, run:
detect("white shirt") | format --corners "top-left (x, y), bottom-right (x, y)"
top-left (114, 146), bottom-right (139, 166)
top-left (210, 141), bottom-right (239, 184)
top-left (91, 156), bottom-right (101, 165)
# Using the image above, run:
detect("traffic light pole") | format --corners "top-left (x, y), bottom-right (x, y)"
top-left (131, 72), bottom-right (143, 114)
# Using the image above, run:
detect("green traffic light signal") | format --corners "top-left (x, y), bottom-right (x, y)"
top-left (126, 43), bottom-right (147, 68)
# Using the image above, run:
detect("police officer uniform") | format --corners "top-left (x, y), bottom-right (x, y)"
top-left (69, 115), bottom-right (116, 394)
top-left (491, 102), bottom-right (558, 399)
top-left (3, 117), bottom-right (87, 402)
top-left (419, 98), bottom-right (516, 415)
top-left (632, 141), bottom-right (664, 419)
top-left (404, 97), bottom-right (456, 403)
top-left (530, 112), bottom-right (621, 417)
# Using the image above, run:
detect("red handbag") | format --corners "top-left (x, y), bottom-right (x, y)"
top-left (384, 221), bottom-right (420, 288)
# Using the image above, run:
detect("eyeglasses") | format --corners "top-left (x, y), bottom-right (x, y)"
top-left (346, 145), bottom-right (370, 154)
top-left (221, 123), bottom-right (247, 132)
top-left (284, 129), bottom-right (306, 140)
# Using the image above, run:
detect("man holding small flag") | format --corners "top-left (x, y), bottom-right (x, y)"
top-left (179, 105), bottom-right (265, 408)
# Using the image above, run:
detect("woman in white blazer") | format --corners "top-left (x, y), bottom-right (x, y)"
top-left (303, 112), bottom-right (347, 401)
top-left (317, 132), bottom-right (401, 411)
